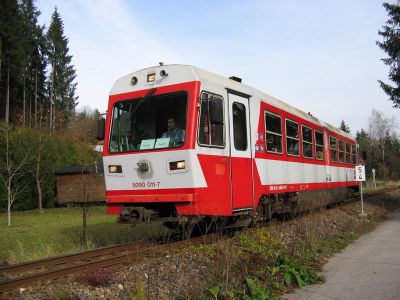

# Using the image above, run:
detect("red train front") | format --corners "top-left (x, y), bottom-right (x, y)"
top-left (100, 64), bottom-right (358, 224)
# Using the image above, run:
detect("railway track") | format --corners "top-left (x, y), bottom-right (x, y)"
top-left (0, 234), bottom-right (218, 293)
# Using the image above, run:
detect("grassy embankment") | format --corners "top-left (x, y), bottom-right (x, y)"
top-left (193, 185), bottom-right (400, 299)
top-left (0, 205), bottom-right (167, 264)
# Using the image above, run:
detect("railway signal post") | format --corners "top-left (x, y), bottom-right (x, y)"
top-left (356, 165), bottom-right (367, 217)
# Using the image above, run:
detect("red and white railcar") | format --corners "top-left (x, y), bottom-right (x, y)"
top-left (101, 65), bottom-right (358, 223)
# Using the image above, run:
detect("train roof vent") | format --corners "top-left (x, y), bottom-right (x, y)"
top-left (229, 76), bottom-right (242, 83)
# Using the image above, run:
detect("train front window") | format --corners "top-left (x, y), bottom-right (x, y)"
top-left (109, 92), bottom-right (187, 153)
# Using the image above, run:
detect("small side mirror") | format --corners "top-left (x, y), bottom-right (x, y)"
top-left (362, 151), bottom-right (367, 161)
top-left (97, 118), bottom-right (105, 140)
top-left (209, 97), bottom-right (224, 125)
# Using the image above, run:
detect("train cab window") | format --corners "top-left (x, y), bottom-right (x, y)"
top-left (302, 125), bottom-right (313, 158)
top-left (198, 92), bottom-right (225, 147)
top-left (286, 119), bottom-right (299, 156)
top-left (232, 102), bottom-right (247, 151)
top-left (265, 111), bottom-right (282, 153)
top-left (345, 143), bottom-right (351, 163)
top-left (338, 140), bottom-right (345, 162)
top-left (330, 136), bottom-right (337, 162)
top-left (351, 144), bottom-right (357, 164)
top-left (315, 131), bottom-right (324, 160)
top-left (109, 92), bottom-right (187, 153)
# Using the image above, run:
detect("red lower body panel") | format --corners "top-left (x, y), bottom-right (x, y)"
top-left (105, 153), bottom-right (358, 217)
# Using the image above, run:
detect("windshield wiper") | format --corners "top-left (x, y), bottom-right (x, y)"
top-left (130, 87), bottom-right (157, 114)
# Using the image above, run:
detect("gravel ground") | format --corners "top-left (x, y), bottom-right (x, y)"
top-left (4, 188), bottom-right (400, 300)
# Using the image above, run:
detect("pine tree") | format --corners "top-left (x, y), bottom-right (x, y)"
top-left (46, 7), bottom-right (78, 132)
top-left (19, 0), bottom-right (47, 129)
top-left (377, 2), bottom-right (400, 108)
top-left (339, 120), bottom-right (350, 134)
top-left (0, 0), bottom-right (25, 124)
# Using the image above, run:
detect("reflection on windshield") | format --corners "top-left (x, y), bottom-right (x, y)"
top-left (109, 92), bottom-right (187, 153)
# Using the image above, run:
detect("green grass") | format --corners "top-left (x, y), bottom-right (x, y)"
top-left (0, 205), bottom-right (167, 264)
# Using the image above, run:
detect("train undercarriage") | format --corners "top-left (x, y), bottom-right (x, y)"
top-left (117, 186), bottom-right (358, 236)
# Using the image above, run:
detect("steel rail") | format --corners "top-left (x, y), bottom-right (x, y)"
top-left (0, 234), bottom-right (218, 292)
top-left (0, 240), bottom-right (152, 276)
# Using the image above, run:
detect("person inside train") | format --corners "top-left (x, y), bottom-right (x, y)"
top-left (161, 117), bottom-right (185, 146)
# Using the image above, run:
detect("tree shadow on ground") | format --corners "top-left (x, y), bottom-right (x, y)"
top-left (61, 221), bottom-right (169, 248)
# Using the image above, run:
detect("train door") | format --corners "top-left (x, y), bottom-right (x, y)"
top-left (228, 92), bottom-right (253, 211)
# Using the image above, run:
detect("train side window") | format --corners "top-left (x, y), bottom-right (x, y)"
top-left (330, 136), bottom-right (337, 162)
top-left (345, 143), bottom-right (351, 163)
top-left (338, 140), bottom-right (345, 162)
top-left (286, 119), bottom-right (299, 156)
top-left (265, 111), bottom-right (282, 154)
top-left (302, 125), bottom-right (313, 158)
top-left (315, 131), bottom-right (324, 160)
top-left (232, 102), bottom-right (247, 151)
top-left (198, 92), bottom-right (225, 147)
top-left (351, 144), bottom-right (356, 164)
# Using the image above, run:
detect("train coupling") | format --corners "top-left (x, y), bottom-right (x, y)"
top-left (118, 207), bottom-right (157, 225)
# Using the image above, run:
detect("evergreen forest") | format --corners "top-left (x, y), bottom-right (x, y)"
top-left (0, 0), bottom-right (100, 215)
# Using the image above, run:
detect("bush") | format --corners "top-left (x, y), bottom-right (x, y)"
top-left (0, 123), bottom-right (101, 212)
top-left (76, 266), bottom-right (114, 286)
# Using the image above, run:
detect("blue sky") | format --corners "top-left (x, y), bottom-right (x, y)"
top-left (37, 0), bottom-right (399, 134)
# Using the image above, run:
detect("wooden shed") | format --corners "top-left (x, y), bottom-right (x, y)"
top-left (55, 164), bottom-right (105, 204)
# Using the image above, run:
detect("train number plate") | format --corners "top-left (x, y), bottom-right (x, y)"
top-left (132, 181), bottom-right (160, 188)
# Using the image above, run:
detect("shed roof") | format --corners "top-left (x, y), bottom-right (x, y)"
top-left (55, 162), bottom-right (104, 175)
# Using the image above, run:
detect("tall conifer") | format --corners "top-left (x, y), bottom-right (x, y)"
top-left (0, 0), bottom-right (25, 124)
top-left (46, 7), bottom-right (78, 131)
top-left (377, 2), bottom-right (400, 108)
top-left (19, 0), bottom-right (47, 129)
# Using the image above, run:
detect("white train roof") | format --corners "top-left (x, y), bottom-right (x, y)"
top-left (110, 64), bottom-right (354, 141)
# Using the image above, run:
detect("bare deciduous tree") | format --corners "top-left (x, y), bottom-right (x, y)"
top-left (368, 109), bottom-right (399, 163)
top-left (32, 132), bottom-right (45, 212)
top-left (0, 125), bottom-right (30, 227)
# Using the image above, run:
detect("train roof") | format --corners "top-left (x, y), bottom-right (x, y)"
top-left (110, 64), bottom-right (354, 141)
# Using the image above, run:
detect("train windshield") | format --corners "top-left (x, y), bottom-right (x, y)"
top-left (109, 92), bottom-right (187, 153)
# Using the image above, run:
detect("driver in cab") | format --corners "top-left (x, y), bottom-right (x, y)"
top-left (161, 117), bottom-right (185, 147)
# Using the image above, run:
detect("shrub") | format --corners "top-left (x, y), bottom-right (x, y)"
top-left (242, 277), bottom-right (275, 300)
top-left (77, 266), bottom-right (114, 286)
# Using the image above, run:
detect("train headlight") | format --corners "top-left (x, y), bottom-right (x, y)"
top-left (108, 165), bottom-right (122, 173)
top-left (147, 72), bottom-right (156, 82)
top-left (169, 160), bottom-right (186, 171)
